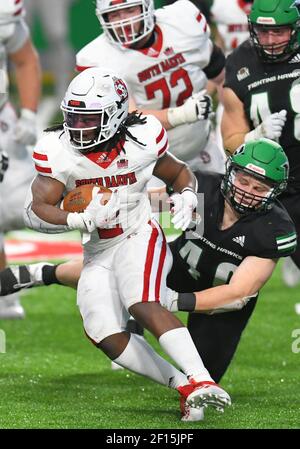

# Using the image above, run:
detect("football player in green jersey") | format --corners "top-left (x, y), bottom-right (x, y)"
top-left (221, 0), bottom-right (300, 286)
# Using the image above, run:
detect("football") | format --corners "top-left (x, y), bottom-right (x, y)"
top-left (61, 184), bottom-right (112, 213)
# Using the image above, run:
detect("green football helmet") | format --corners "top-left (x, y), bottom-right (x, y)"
top-left (221, 138), bottom-right (289, 214)
top-left (249, 0), bottom-right (300, 62)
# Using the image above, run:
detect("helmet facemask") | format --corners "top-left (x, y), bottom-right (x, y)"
top-left (96, 0), bottom-right (155, 47)
top-left (249, 20), bottom-right (300, 62)
top-left (61, 69), bottom-right (129, 154)
top-left (222, 164), bottom-right (280, 215)
top-left (61, 103), bottom-right (120, 153)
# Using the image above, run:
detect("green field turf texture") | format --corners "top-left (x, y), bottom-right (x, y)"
top-left (0, 261), bottom-right (299, 429)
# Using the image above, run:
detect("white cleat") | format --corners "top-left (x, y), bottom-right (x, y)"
top-left (178, 380), bottom-right (231, 413)
top-left (0, 293), bottom-right (25, 319)
top-left (281, 257), bottom-right (300, 288)
top-left (111, 361), bottom-right (124, 371)
top-left (180, 394), bottom-right (205, 422)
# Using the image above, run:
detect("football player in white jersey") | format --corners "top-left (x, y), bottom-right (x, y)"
top-left (76, 0), bottom-right (226, 173)
top-left (23, 67), bottom-right (231, 421)
top-left (210, 0), bottom-right (253, 149)
top-left (0, 0), bottom-right (41, 319)
top-left (211, 0), bottom-right (252, 56)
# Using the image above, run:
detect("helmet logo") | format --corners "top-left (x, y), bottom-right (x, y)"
top-left (110, 0), bottom-right (126, 5)
top-left (292, 0), bottom-right (300, 15)
top-left (113, 77), bottom-right (128, 102)
top-left (256, 16), bottom-right (276, 25)
top-left (246, 163), bottom-right (266, 175)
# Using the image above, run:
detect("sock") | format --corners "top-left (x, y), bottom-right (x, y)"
top-left (42, 265), bottom-right (61, 286)
top-left (113, 333), bottom-right (188, 389)
top-left (158, 327), bottom-right (213, 383)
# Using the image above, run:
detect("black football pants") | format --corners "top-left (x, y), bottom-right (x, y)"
top-left (187, 297), bottom-right (258, 383)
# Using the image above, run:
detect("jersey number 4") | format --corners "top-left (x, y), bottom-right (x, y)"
top-left (250, 86), bottom-right (300, 141)
top-left (145, 68), bottom-right (193, 108)
top-left (179, 240), bottom-right (238, 286)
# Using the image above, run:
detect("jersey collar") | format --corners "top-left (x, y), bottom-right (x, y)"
top-left (84, 139), bottom-right (125, 169)
top-left (137, 25), bottom-right (163, 58)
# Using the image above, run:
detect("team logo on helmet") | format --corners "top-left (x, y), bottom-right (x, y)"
top-left (292, 0), bottom-right (300, 15)
top-left (113, 77), bottom-right (128, 102)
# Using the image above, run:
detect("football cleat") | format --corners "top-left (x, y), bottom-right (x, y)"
top-left (281, 257), bottom-right (300, 288)
top-left (178, 380), bottom-right (231, 412)
top-left (111, 361), bottom-right (124, 371)
top-left (179, 393), bottom-right (204, 422)
top-left (0, 263), bottom-right (50, 296)
top-left (0, 293), bottom-right (25, 319)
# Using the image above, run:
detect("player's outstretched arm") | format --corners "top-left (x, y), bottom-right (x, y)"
top-left (163, 256), bottom-right (277, 314)
top-left (10, 38), bottom-right (41, 146)
top-left (129, 92), bottom-right (213, 131)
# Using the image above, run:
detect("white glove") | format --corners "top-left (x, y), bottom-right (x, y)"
top-left (85, 190), bottom-right (120, 228)
top-left (160, 288), bottom-right (179, 312)
top-left (0, 151), bottom-right (9, 182)
top-left (14, 108), bottom-right (37, 146)
top-left (168, 189), bottom-right (198, 231)
top-left (167, 90), bottom-right (213, 127)
top-left (245, 110), bottom-right (287, 141)
top-left (66, 210), bottom-right (96, 233)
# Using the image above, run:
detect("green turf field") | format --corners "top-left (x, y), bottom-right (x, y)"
top-left (0, 260), bottom-right (299, 429)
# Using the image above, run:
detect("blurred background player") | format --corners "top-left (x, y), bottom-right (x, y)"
top-left (221, 0), bottom-right (300, 289)
top-left (0, 0), bottom-right (41, 319)
top-left (210, 0), bottom-right (253, 148)
top-left (24, 0), bottom-right (74, 102)
top-left (162, 0), bottom-right (213, 21)
top-left (76, 0), bottom-right (226, 176)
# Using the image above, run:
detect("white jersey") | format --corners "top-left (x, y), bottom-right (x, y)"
top-left (32, 115), bottom-right (169, 254)
top-left (76, 0), bottom-right (213, 162)
top-left (0, 19), bottom-right (29, 109)
top-left (211, 0), bottom-right (250, 56)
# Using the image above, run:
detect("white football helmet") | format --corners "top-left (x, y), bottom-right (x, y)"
top-left (0, 0), bottom-right (24, 25)
top-left (61, 68), bottom-right (129, 152)
top-left (96, 0), bottom-right (155, 47)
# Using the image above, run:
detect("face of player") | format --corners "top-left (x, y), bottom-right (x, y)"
top-left (66, 113), bottom-right (101, 145)
top-left (107, 6), bottom-right (143, 44)
top-left (232, 170), bottom-right (273, 209)
top-left (254, 25), bottom-right (292, 55)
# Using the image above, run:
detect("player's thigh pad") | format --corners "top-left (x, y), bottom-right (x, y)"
top-left (77, 261), bottom-right (130, 343)
top-left (115, 220), bottom-right (173, 309)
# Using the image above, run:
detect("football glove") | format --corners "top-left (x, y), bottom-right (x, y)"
top-left (66, 210), bottom-right (96, 233)
top-left (168, 189), bottom-right (198, 231)
top-left (245, 109), bottom-right (287, 141)
top-left (167, 90), bottom-right (213, 127)
top-left (14, 108), bottom-right (38, 146)
top-left (0, 151), bottom-right (9, 182)
top-left (85, 190), bottom-right (120, 228)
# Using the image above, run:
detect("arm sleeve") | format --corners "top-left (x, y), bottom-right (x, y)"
top-left (32, 133), bottom-right (70, 185)
top-left (23, 182), bottom-right (70, 234)
top-left (203, 44), bottom-right (225, 79)
top-left (256, 219), bottom-right (297, 259)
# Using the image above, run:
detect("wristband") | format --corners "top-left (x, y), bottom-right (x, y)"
top-left (178, 292), bottom-right (196, 312)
